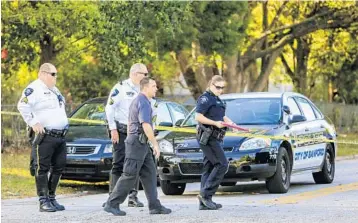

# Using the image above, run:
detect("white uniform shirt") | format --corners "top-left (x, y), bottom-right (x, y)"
top-left (17, 79), bottom-right (68, 130)
top-left (105, 78), bottom-right (158, 130)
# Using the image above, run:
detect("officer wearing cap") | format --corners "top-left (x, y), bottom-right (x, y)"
top-left (103, 77), bottom-right (171, 216)
top-left (195, 75), bottom-right (234, 210)
top-left (17, 63), bottom-right (68, 212)
top-left (104, 63), bottom-right (153, 208)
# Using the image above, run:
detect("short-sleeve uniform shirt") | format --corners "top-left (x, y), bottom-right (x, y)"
top-left (196, 90), bottom-right (226, 123)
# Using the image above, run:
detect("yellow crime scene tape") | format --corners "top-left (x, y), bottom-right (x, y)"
top-left (2, 111), bottom-right (358, 145)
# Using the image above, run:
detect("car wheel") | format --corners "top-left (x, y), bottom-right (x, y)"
top-left (160, 180), bottom-right (186, 195)
top-left (220, 182), bottom-right (236, 187)
top-left (266, 147), bottom-right (291, 193)
top-left (312, 144), bottom-right (335, 184)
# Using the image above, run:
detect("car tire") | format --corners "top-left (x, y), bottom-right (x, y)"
top-left (220, 182), bottom-right (236, 187)
top-left (160, 180), bottom-right (186, 195)
top-left (312, 144), bottom-right (335, 184)
top-left (266, 147), bottom-right (291, 193)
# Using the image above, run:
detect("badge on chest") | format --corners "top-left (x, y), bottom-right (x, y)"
top-left (126, 91), bottom-right (135, 97)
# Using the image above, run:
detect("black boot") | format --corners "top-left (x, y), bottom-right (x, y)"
top-left (197, 195), bottom-right (217, 210)
top-left (103, 202), bottom-right (126, 216)
top-left (128, 190), bottom-right (144, 207)
top-left (36, 174), bottom-right (56, 212)
top-left (102, 173), bottom-right (121, 207)
top-left (48, 174), bottom-right (65, 211)
top-left (149, 205), bottom-right (172, 215)
top-left (199, 198), bottom-right (222, 210)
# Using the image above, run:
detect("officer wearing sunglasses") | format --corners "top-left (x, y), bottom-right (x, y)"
top-left (104, 63), bottom-right (156, 208)
top-left (17, 63), bottom-right (68, 212)
top-left (195, 75), bottom-right (235, 210)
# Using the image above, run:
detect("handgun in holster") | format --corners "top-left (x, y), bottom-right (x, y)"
top-left (27, 126), bottom-right (34, 145)
top-left (32, 132), bottom-right (45, 147)
top-left (197, 124), bottom-right (213, 146)
top-left (139, 132), bottom-right (148, 144)
top-left (115, 121), bottom-right (128, 134)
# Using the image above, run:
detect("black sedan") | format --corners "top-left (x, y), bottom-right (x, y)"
top-left (156, 92), bottom-right (337, 195)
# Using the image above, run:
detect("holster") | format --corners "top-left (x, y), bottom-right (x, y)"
top-left (115, 121), bottom-right (128, 134)
top-left (27, 126), bottom-right (34, 144)
top-left (197, 124), bottom-right (213, 146)
top-left (212, 128), bottom-right (227, 141)
top-left (32, 133), bottom-right (45, 147)
top-left (139, 133), bottom-right (148, 144)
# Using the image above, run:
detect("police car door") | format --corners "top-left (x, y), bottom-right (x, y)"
top-left (286, 97), bottom-right (310, 171)
top-left (295, 97), bottom-right (325, 169)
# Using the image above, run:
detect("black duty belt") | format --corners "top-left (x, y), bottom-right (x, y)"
top-left (45, 129), bottom-right (67, 138)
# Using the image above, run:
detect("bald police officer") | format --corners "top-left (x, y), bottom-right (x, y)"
top-left (103, 77), bottom-right (171, 216)
top-left (104, 63), bottom-right (150, 207)
top-left (17, 63), bottom-right (68, 212)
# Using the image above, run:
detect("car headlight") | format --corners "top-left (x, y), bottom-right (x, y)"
top-left (103, 144), bottom-right (113, 153)
top-left (158, 139), bottom-right (174, 153)
top-left (239, 138), bottom-right (271, 151)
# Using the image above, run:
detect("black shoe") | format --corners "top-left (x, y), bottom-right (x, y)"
top-left (39, 199), bottom-right (57, 212)
top-left (199, 201), bottom-right (222, 210)
top-left (128, 197), bottom-right (144, 207)
top-left (149, 206), bottom-right (172, 215)
top-left (50, 198), bottom-right (65, 211)
top-left (197, 195), bottom-right (217, 210)
top-left (103, 203), bottom-right (126, 216)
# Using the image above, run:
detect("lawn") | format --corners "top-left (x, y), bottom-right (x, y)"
top-left (1, 150), bottom-right (108, 199)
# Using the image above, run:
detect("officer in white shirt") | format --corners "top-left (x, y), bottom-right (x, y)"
top-left (17, 63), bottom-right (68, 212)
top-left (104, 63), bottom-right (151, 208)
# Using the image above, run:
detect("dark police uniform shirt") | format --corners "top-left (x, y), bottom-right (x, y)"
top-left (196, 90), bottom-right (226, 124)
top-left (128, 93), bottom-right (153, 135)
top-left (126, 93), bottom-right (153, 160)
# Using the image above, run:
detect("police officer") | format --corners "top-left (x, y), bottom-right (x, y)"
top-left (17, 63), bottom-right (68, 212)
top-left (104, 63), bottom-right (152, 207)
top-left (195, 75), bottom-right (235, 210)
top-left (103, 77), bottom-right (171, 216)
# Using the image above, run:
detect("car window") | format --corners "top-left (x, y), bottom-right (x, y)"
top-left (295, 97), bottom-right (316, 121)
top-left (225, 98), bottom-right (281, 125)
top-left (287, 97), bottom-right (301, 116)
top-left (71, 103), bottom-right (105, 120)
top-left (155, 103), bottom-right (173, 125)
top-left (311, 104), bottom-right (323, 119)
top-left (182, 110), bottom-right (197, 127)
top-left (183, 98), bottom-right (282, 126)
top-left (168, 102), bottom-right (189, 125)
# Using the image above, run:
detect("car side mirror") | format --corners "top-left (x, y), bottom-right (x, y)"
top-left (282, 105), bottom-right (291, 114)
top-left (158, 122), bottom-right (173, 127)
top-left (289, 115), bottom-right (306, 124)
top-left (174, 119), bottom-right (184, 127)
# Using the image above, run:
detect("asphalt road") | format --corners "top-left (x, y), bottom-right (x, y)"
top-left (2, 159), bottom-right (358, 223)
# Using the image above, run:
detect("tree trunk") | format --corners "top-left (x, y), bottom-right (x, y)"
top-left (223, 54), bottom-right (242, 93)
top-left (295, 37), bottom-right (310, 95)
top-left (39, 34), bottom-right (56, 66)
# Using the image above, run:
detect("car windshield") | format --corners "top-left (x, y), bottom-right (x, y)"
top-left (182, 97), bottom-right (282, 126)
top-left (70, 102), bottom-right (106, 125)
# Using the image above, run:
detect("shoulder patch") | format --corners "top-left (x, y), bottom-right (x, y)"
top-left (199, 96), bottom-right (209, 104)
top-left (24, 88), bottom-right (34, 97)
top-left (111, 89), bottom-right (119, 97)
top-left (21, 97), bottom-right (29, 104)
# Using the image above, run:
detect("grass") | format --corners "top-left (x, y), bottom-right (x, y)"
top-left (2, 134), bottom-right (357, 199)
top-left (1, 150), bottom-right (108, 199)
top-left (337, 134), bottom-right (358, 157)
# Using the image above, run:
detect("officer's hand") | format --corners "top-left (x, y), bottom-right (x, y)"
top-left (32, 123), bottom-right (45, 134)
top-left (153, 145), bottom-right (160, 160)
top-left (111, 130), bottom-right (119, 144)
top-left (215, 121), bottom-right (225, 129)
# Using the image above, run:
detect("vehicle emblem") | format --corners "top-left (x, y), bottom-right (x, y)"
top-left (67, 146), bottom-right (77, 154)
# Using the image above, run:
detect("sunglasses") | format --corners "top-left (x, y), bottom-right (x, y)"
top-left (213, 84), bottom-right (225, 90)
top-left (137, 72), bottom-right (148, 76)
top-left (44, 71), bottom-right (57, 77)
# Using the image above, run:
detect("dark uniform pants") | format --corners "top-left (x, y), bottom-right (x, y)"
top-left (110, 131), bottom-right (140, 196)
top-left (33, 135), bottom-right (66, 199)
top-left (199, 137), bottom-right (228, 199)
top-left (108, 135), bottom-right (161, 210)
